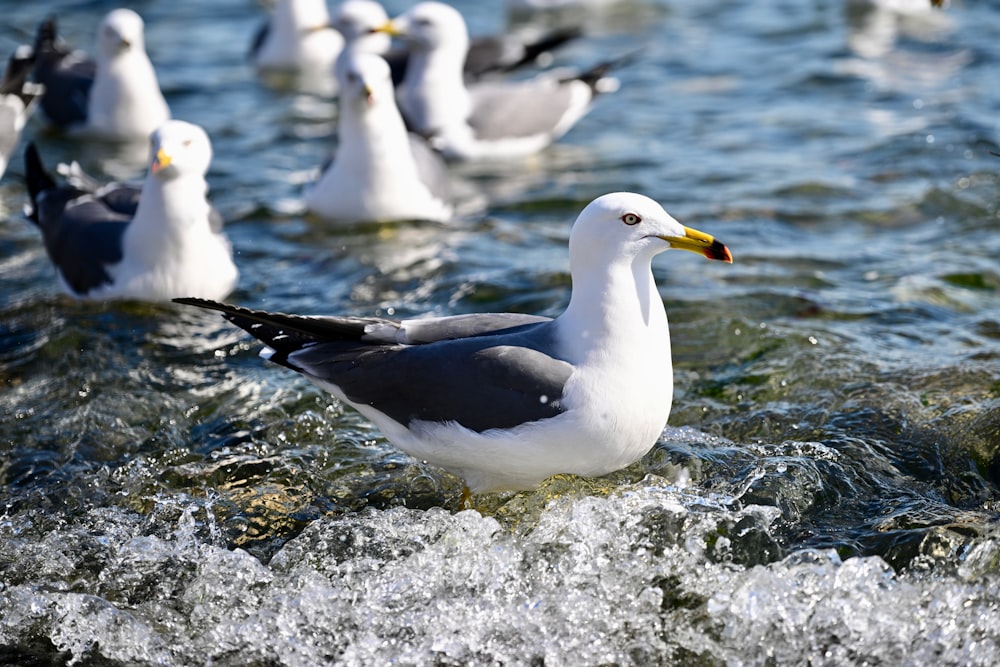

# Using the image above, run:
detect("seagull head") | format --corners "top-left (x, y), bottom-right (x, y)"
top-left (336, 52), bottom-right (393, 108)
top-left (569, 193), bottom-right (732, 269)
top-left (149, 120), bottom-right (212, 180)
top-left (98, 8), bottom-right (146, 58)
top-left (376, 1), bottom-right (469, 54)
top-left (332, 0), bottom-right (391, 54)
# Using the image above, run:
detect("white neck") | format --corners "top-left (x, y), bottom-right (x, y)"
top-left (126, 175), bottom-right (210, 262)
top-left (558, 248), bottom-right (670, 367)
top-left (398, 44), bottom-right (470, 136)
top-left (338, 95), bottom-right (420, 184)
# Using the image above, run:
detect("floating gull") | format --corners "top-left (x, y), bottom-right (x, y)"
top-left (176, 192), bottom-right (732, 494)
top-left (24, 120), bottom-right (238, 301)
top-left (0, 47), bottom-right (43, 180)
top-left (379, 1), bottom-right (618, 160)
top-left (30, 9), bottom-right (170, 140)
top-left (333, 0), bottom-right (581, 85)
top-left (331, 0), bottom-right (393, 58)
top-left (251, 0), bottom-right (345, 83)
top-left (303, 52), bottom-right (452, 223)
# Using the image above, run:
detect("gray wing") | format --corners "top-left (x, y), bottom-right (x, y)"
top-left (465, 36), bottom-right (521, 78)
top-left (467, 79), bottom-right (584, 141)
top-left (174, 299), bottom-right (571, 433)
top-left (35, 56), bottom-right (93, 127)
top-left (396, 313), bottom-right (551, 344)
top-left (293, 332), bottom-right (571, 432)
top-left (466, 27), bottom-right (582, 78)
top-left (31, 16), bottom-right (94, 127)
top-left (40, 199), bottom-right (130, 295)
top-left (24, 143), bottom-right (133, 295)
top-left (407, 132), bottom-right (451, 203)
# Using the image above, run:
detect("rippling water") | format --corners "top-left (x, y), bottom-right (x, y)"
top-left (3, 0), bottom-right (1000, 664)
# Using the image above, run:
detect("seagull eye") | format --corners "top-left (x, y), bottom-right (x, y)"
top-left (621, 213), bottom-right (641, 226)
top-left (183, 139), bottom-right (192, 147)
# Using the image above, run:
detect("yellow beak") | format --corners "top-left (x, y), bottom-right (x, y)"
top-left (660, 225), bottom-right (733, 263)
top-left (151, 148), bottom-right (171, 174)
top-left (374, 20), bottom-right (404, 37)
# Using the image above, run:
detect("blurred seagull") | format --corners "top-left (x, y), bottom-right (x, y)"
top-left (30, 9), bottom-right (170, 140)
top-left (331, 0), bottom-right (394, 58)
top-left (333, 0), bottom-right (581, 85)
top-left (303, 51), bottom-right (452, 223)
top-left (176, 192), bottom-right (732, 494)
top-left (24, 120), bottom-right (238, 302)
top-left (251, 0), bottom-right (345, 82)
top-left (378, 1), bottom-right (618, 160)
top-left (0, 47), bottom-right (43, 180)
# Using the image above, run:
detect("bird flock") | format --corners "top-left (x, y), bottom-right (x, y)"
top-left (5, 0), bottom-right (741, 495)
top-left (3, 0), bottom-right (950, 495)
top-left (5, 1), bottom-right (628, 302)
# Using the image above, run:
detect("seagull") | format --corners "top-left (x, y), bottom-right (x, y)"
top-left (332, 1), bottom-right (581, 85)
top-left (24, 120), bottom-right (238, 302)
top-left (303, 52), bottom-right (451, 224)
top-left (331, 0), bottom-right (394, 58)
top-left (376, 1), bottom-right (617, 161)
top-left (250, 0), bottom-right (345, 80)
top-left (0, 47), bottom-right (43, 180)
top-left (176, 192), bottom-right (732, 494)
top-left (30, 9), bottom-right (170, 140)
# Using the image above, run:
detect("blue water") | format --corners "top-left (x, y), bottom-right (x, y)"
top-left (3, 0), bottom-right (1000, 664)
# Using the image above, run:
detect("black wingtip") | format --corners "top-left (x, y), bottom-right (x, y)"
top-left (24, 143), bottom-right (55, 224)
top-left (173, 296), bottom-right (231, 311)
top-left (174, 298), bottom-right (378, 351)
top-left (524, 26), bottom-right (583, 55)
top-left (33, 16), bottom-right (58, 55)
top-left (571, 49), bottom-right (640, 93)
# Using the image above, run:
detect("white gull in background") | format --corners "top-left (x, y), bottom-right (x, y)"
top-left (0, 47), bottom-right (43, 180)
top-left (379, 1), bottom-right (619, 161)
top-left (24, 120), bottom-right (238, 302)
top-left (30, 9), bottom-right (170, 140)
top-left (303, 51), bottom-right (452, 223)
top-left (331, 0), bottom-right (393, 58)
top-left (333, 0), bottom-right (581, 86)
top-left (251, 0), bottom-right (345, 85)
top-left (177, 193), bottom-right (732, 494)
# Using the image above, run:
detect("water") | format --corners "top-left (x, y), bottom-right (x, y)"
top-left (2, 0), bottom-right (1000, 664)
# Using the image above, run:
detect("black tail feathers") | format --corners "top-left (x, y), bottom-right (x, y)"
top-left (23, 143), bottom-right (55, 224)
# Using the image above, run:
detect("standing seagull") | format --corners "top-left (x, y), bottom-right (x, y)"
top-left (24, 120), bottom-right (238, 302)
top-left (177, 193), bottom-right (732, 494)
top-left (0, 47), bottom-right (43, 180)
top-left (379, 1), bottom-right (617, 161)
top-left (30, 9), bottom-right (170, 140)
top-left (303, 51), bottom-right (451, 223)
